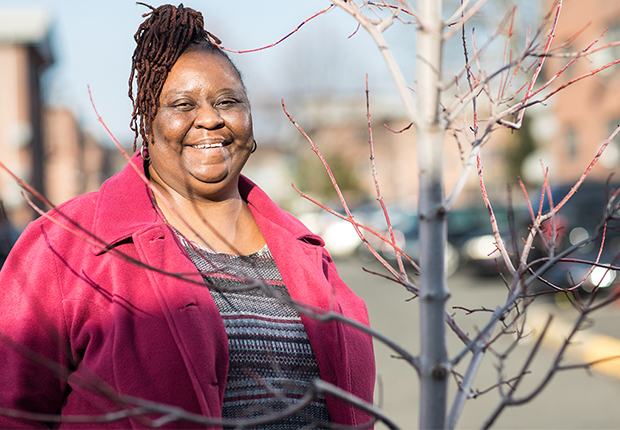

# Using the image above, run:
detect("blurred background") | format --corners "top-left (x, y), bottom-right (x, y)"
top-left (1, 0), bottom-right (620, 427)
top-left (0, 0), bottom-right (618, 261)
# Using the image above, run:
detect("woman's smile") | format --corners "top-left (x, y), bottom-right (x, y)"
top-left (188, 135), bottom-right (228, 149)
top-left (190, 142), bottom-right (224, 149)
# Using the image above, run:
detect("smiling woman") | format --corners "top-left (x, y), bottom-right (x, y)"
top-left (0, 3), bottom-right (375, 429)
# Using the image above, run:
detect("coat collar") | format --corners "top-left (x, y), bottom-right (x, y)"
top-left (91, 154), bottom-right (159, 252)
top-left (91, 152), bottom-right (323, 252)
top-left (239, 174), bottom-right (324, 247)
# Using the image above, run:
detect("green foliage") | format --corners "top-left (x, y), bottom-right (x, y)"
top-left (506, 114), bottom-right (536, 183)
top-left (293, 152), bottom-right (364, 202)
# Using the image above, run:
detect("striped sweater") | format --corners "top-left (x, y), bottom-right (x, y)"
top-left (178, 234), bottom-right (330, 429)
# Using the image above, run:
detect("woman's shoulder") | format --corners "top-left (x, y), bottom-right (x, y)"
top-left (40, 190), bottom-right (99, 223)
top-left (25, 159), bottom-right (148, 237)
top-left (19, 190), bottom-right (101, 243)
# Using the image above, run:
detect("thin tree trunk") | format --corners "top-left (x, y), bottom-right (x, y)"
top-left (416, 0), bottom-right (448, 428)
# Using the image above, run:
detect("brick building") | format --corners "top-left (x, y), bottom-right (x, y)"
top-left (0, 8), bottom-right (116, 232)
top-left (0, 8), bottom-right (53, 229)
top-left (539, 0), bottom-right (620, 183)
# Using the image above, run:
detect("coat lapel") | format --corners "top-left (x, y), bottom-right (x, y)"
top-left (132, 226), bottom-right (229, 417)
top-left (92, 154), bottom-right (229, 417)
top-left (242, 179), bottom-right (354, 422)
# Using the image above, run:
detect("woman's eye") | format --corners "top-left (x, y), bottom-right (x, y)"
top-left (217, 99), bottom-right (237, 108)
top-left (172, 101), bottom-right (193, 109)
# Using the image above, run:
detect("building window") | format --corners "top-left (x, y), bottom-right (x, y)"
top-left (566, 126), bottom-right (577, 160)
top-left (594, 24), bottom-right (620, 77)
top-left (601, 119), bottom-right (620, 168)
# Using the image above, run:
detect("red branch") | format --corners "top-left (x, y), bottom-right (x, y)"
top-left (543, 126), bottom-right (620, 220)
top-left (291, 184), bottom-right (416, 270)
top-left (477, 154), bottom-right (516, 275)
top-left (220, 6), bottom-right (333, 54)
top-left (366, 1), bottom-right (416, 18)
top-left (516, 0), bottom-right (563, 126)
top-left (281, 99), bottom-right (416, 281)
top-left (497, 7), bottom-right (516, 102)
top-left (365, 75), bottom-right (406, 277)
top-left (568, 224), bottom-right (608, 291)
top-left (384, 122), bottom-right (413, 134)
top-left (530, 28), bottom-right (609, 100)
top-left (0, 161), bottom-right (53, 209)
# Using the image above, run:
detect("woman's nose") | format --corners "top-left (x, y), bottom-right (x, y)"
top-left (194, 104), bottom-right (224, 129)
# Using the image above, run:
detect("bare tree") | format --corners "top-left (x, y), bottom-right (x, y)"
top-left (279, 0), bottom-right (620, 429)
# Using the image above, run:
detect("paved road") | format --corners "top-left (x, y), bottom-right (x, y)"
top-left (334, 258), bottom-right (620, 429)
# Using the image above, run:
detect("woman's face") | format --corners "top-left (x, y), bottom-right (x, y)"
top-left (148, 46), bottom-right (253, 202)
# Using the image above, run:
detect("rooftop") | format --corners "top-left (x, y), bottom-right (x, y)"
top-left (0, 8), bottom-right (53, 66)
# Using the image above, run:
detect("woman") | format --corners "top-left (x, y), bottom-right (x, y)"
top-left (0, 3), bottom-right (375, 429)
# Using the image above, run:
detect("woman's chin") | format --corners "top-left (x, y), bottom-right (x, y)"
top-left (185, 170), bottom-right (242, 199)
top-left (191, 168), bottom-right (229, 184)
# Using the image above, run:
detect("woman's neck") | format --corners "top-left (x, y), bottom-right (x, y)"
top-left (152, 187), bottom-right (265, 255)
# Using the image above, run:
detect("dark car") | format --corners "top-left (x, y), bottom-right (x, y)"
top-left (0, 200), bottom-right (18, 268)
top-left (357, 204), bottom-right (528, 277)
top-left (449, 205), bottom-right (530, 275)
top-left (529, 182), bottom-right (620, 294)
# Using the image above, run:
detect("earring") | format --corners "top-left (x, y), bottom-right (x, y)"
top-left (251, 139), bottom-right (258, 154)
top-left (140, 144), bottom-right (150, 161)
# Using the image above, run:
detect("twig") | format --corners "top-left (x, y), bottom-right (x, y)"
top-left (365, 75), bottom-right (406, 278)
top-left (481, 315), bottom-right (554, 429)
top-left (291, 184), bottom-right (419, 271)
top-left (557, 355), bottom-right (620, 371)
top-left (540, 126), bottom-right (619, 221)
top-left (220, 6), bottom-right (334, 53)
top-left (477, 153), bottom-right (517, 275)
top-left (331, 0), bottom-right (417, 122)
top-left (443, 0), bottom-right (490, 40)
top-left (515, 0), bottom-right (562, 128)
top-left (293, 301), bottom-right (420, 372)
top-left (313, 380), bottom-right (399, 430)
top-left (447, 307), bottom-right (501, 429)
top-left (283, 100), bottom-right (418, 283)
top-left (383, 122), bottom-right (413, 133)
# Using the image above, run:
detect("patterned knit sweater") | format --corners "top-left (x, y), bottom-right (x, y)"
top-left (177, 234), bottom-right (330, 429)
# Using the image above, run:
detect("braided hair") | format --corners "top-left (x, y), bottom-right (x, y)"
top-left (129, 3), bottom-right (238, 151)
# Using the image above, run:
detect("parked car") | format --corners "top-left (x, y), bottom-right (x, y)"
top-left (529, 182), bottom-right (620, 294)
top-left (454, 205), bottom-right (530, 275)
top-left (353, 203), bottom-right (529, 277)
top-left (0, 200), bottom-right (18, 268)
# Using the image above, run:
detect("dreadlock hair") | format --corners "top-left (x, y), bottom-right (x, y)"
top-left (129, 3), bottom-right (238, 151)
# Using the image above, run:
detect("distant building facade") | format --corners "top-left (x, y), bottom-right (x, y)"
top-left (0, 8), bottom-right (116, 231)
top-left (267, 95), bottom-right (512, 212)
top-left (541, 0), bottom-right (620, 184)
top-left (0, 8), bottom-right (53, 229)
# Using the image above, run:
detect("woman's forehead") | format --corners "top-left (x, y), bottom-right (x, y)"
top-left (170, 47), bottom-right (243, 82)
top-left (158, 49), bottom-right (246, 99)
top-left (170, 50), bottom-right (239, 80)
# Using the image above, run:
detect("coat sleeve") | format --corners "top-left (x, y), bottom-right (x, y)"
top-left (0, 222), bottom-right (72, 428)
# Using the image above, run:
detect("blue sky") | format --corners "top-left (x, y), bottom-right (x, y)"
top-left (0, 0), bottom-right (543, 148)
top-left (1, 0), bottom-right (411, 145)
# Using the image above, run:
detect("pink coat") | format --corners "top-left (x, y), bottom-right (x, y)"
top-left (0, 154), bottom-right (375, 428)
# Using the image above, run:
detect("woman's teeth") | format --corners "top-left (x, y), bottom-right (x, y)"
top-left (192, 143), bottom-right (223, 149)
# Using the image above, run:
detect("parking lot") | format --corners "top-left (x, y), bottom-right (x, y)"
top-left (335, 258), bottom-right (620, 429)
